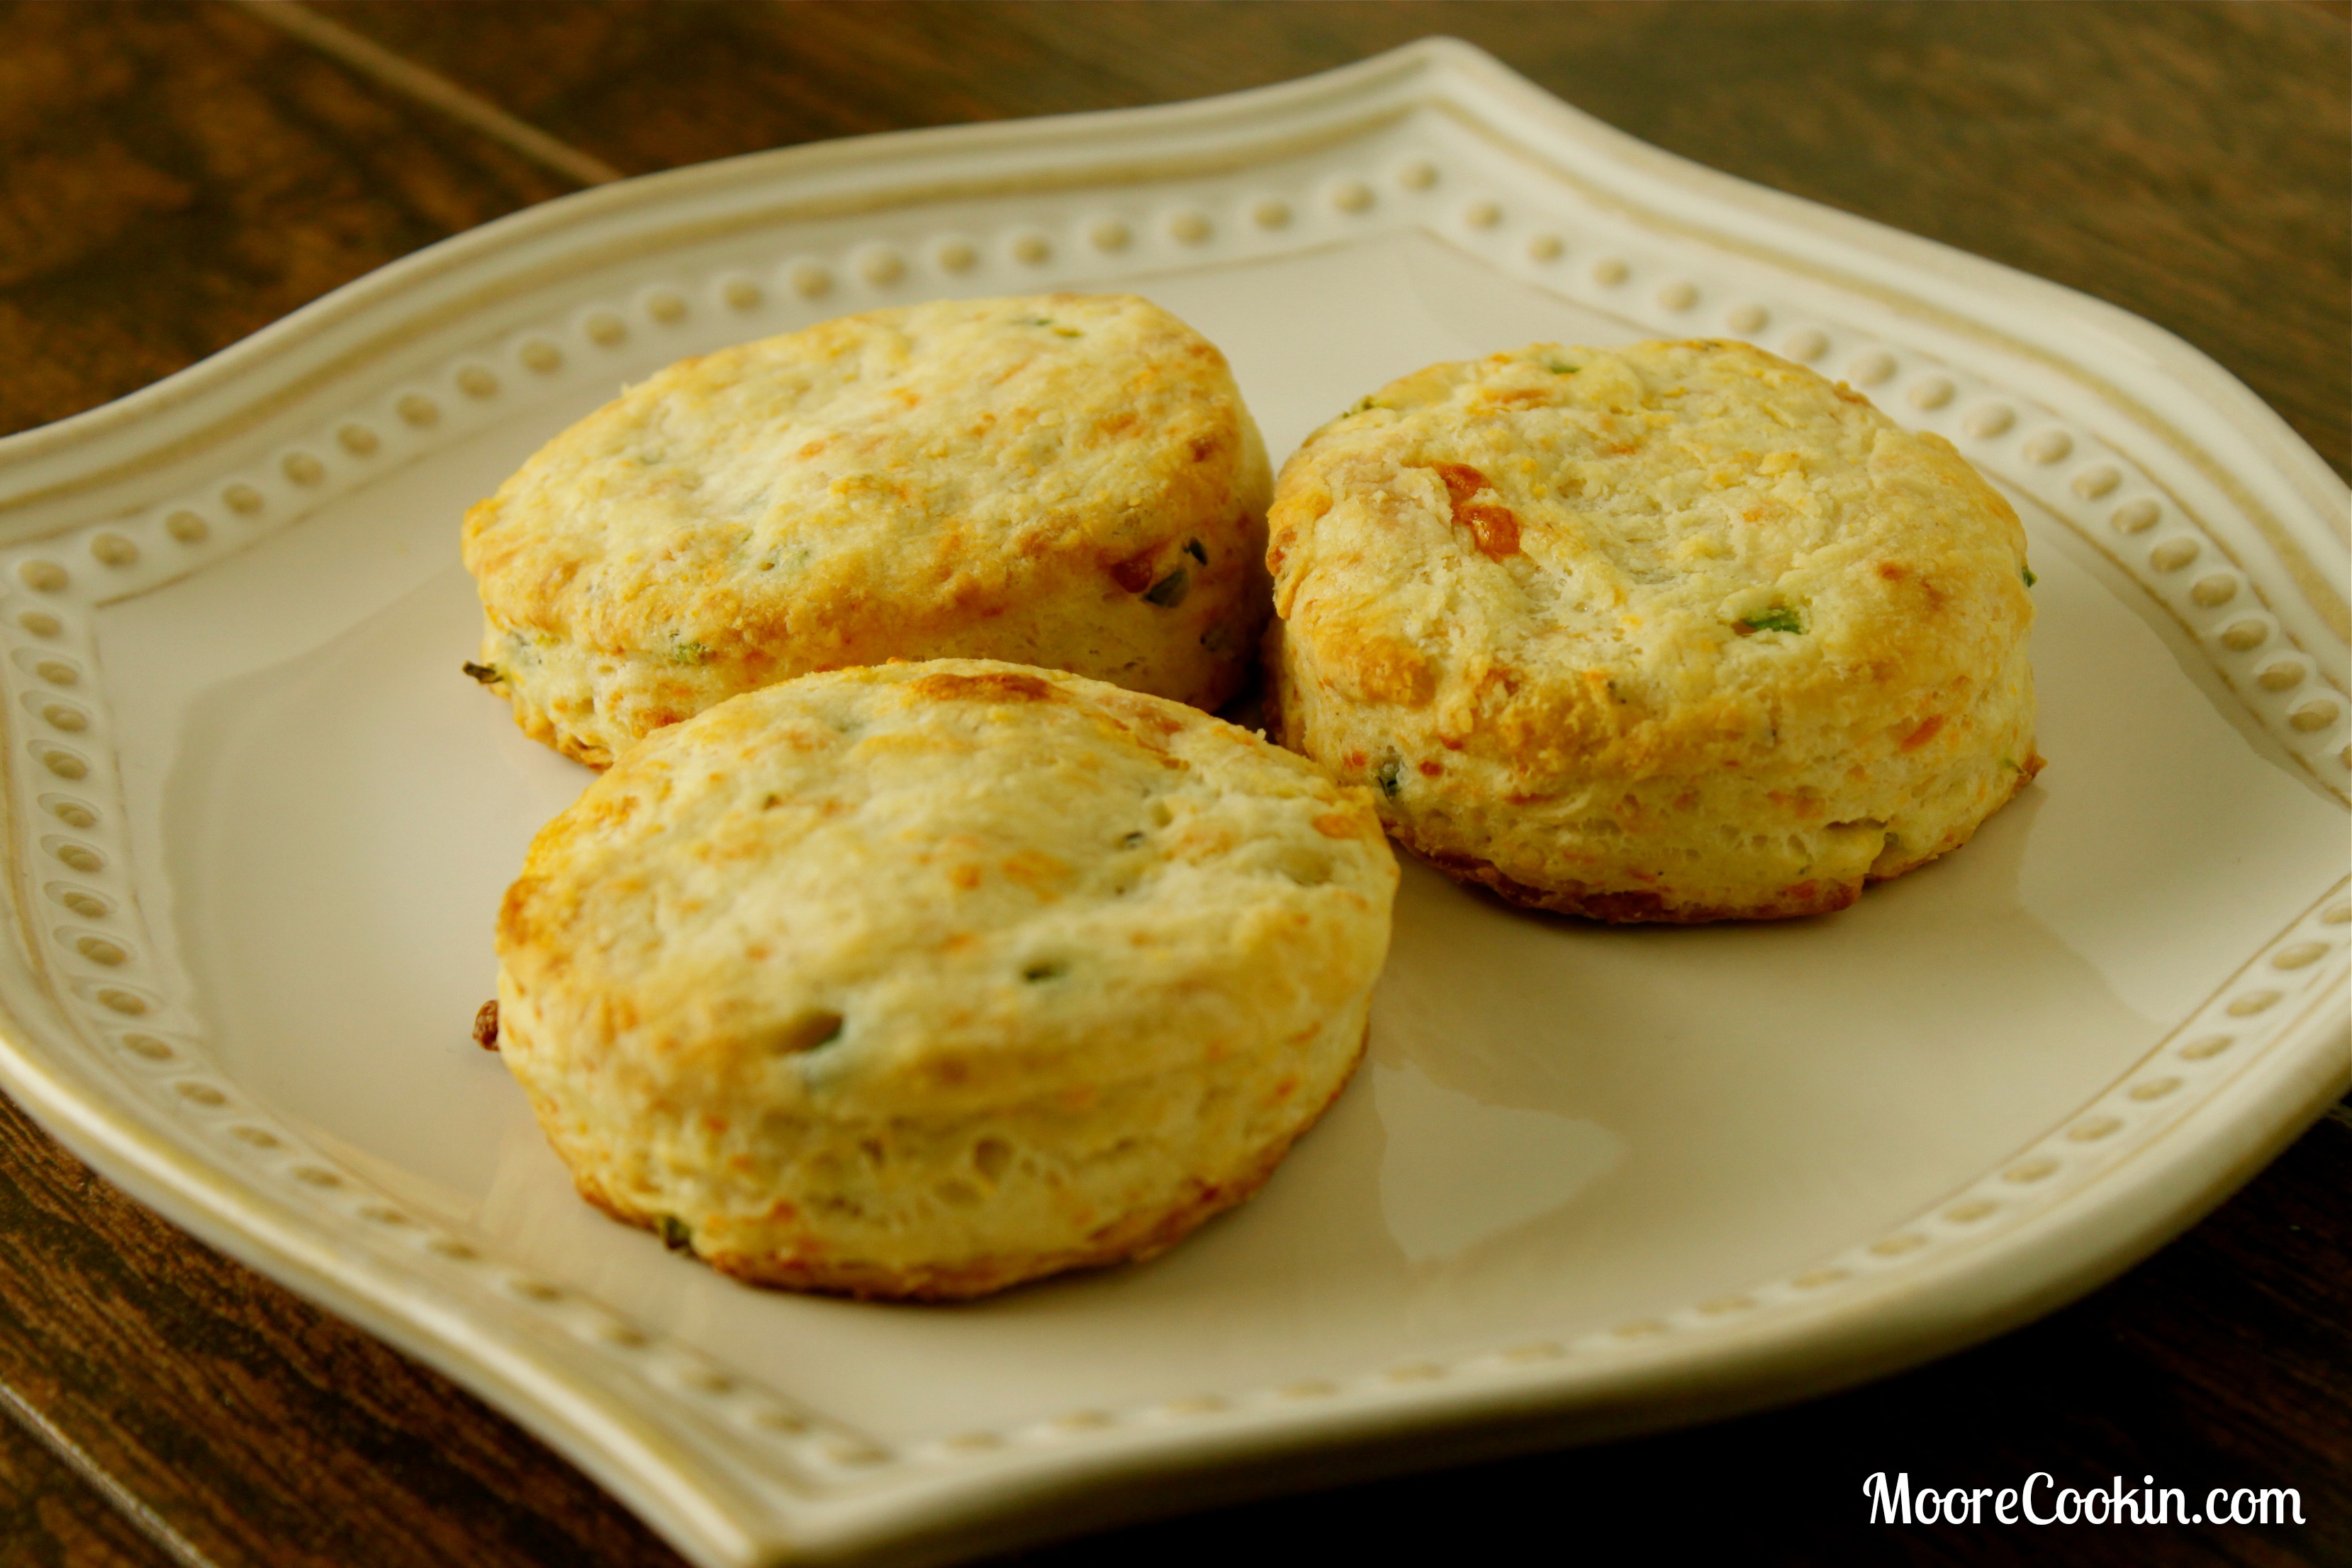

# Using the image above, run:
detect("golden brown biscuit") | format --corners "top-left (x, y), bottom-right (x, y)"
top-left (1267, 339), bottom-right (2040, 922)
top-left (462, 294), bottom-right (1272, 766)
top-left (492, 660), bottom-right (1396, 1299)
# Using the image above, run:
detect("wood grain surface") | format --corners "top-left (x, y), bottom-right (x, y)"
top-left (0, 4), bottom-right (2343, 1564)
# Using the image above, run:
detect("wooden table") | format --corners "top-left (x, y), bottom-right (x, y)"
top-left (1, 4), bottom-right (2343, 1563)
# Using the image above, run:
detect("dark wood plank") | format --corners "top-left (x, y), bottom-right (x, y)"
top-left (307, 0), bottom-right (2351, 483)
top-left (0, 0), bottom-right (576, 439)
top-left (9, 0), bottom-right (2341, 469)
top-left (0, 1401), bottom-right (177, 1568)
top-left (0, 1091), bottom-right (685, 1568)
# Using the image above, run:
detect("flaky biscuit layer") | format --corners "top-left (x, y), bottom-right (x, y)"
top-left (493, 660), bottom-right (1396, 1298)
top-left (1268, 339), bottom-right (2040, 921)
top-left (464, 293), bottom-right (1271, 766)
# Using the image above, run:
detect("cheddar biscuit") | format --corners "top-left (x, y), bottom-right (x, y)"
top-left (462, 294), bottom-right (1272, 766)
top-left (1267, 339), bottom-right (2040, 922)
top-left (491, 660), bottom-right (1396, 1299)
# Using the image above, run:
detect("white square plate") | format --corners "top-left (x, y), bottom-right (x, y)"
top-left (0, 41), bottom-right (2343, 1567)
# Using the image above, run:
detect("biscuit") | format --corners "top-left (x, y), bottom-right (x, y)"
top-left (461, 293), bottom-right (1272, 767)
top-left (1267, 339), bottom-right (2040, 922)
top-left (491, 659), bottom-right (1396, 1299)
